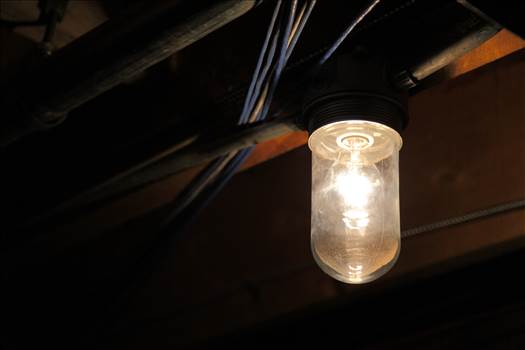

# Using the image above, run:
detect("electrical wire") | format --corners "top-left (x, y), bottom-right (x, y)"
top-left (215, 1), bottom-right (316, 204)
top-left (258, 0), bottom-right (298, 122)
top-left (286, 0), bottom-right (316, 61)
top-left (243, 26), bottom-right (281, 124)
top-left (277, 0), bottom-right (298, 78)
top-left (240, 1), bottom-right (282, 124)
top-left (203, 1), bottom-right (316, 190)
top-left (288, 1), bottom-right (307, 47)
top-left (249, 83), bottom-right (270, 123)
top-left (255, 0), bottom-right (316, 122)
top-left (159, 0), bottom-right (310, 232)
top-left (223, 0), bottom-right (316, 193)
top-left (161, 1), bottom-right (288, 230)
top-left (318, 0), bottom-right (381, 66)
top-left (167, 0), bottom-right (315, 221)
top-left (401, 199), bottom-right (525, 238)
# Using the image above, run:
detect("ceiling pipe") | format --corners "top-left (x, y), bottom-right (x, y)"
top-left (0, 0), bottom-right (257, 148)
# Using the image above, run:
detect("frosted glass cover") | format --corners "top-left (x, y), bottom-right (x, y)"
top-left (309, 120), bottom-right (402, 284)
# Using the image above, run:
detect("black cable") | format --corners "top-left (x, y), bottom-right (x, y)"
top-left (286, 0), bottom-right (316, 61)
top-left (240, 0), bottom-right (282, 124)
top-left (317, 0), bottom-right (380, 66)
top-left (243, 25), bottom-right (281, 124)
top-left (181, 1), bottom-right (317, 226)
top-left (276, 0), bottom-right (298, 80)
top-left (258, 0), bottom-right (298, 121)
top-left (401, 200), bottom-right (525, 238)
top-left (158, 1), bottom-right (311, 233)
top-left (253, 0), bottom-right (316, 123)
top-left (172, 1), bottom-right (313, 225)
top-left (250, 0), bottom-right (316, 123)
top-left (208, 2), bottom-right (310, 198)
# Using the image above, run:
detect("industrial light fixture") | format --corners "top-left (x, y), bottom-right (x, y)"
top-left (302, 50), bottom-right (408, 283)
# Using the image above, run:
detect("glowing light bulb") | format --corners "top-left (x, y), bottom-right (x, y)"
top-left (309, 120), bottom-right (402, 284)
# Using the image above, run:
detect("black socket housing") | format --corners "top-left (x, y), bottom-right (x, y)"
top-left (300, 50), bottom-right (409, 134)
